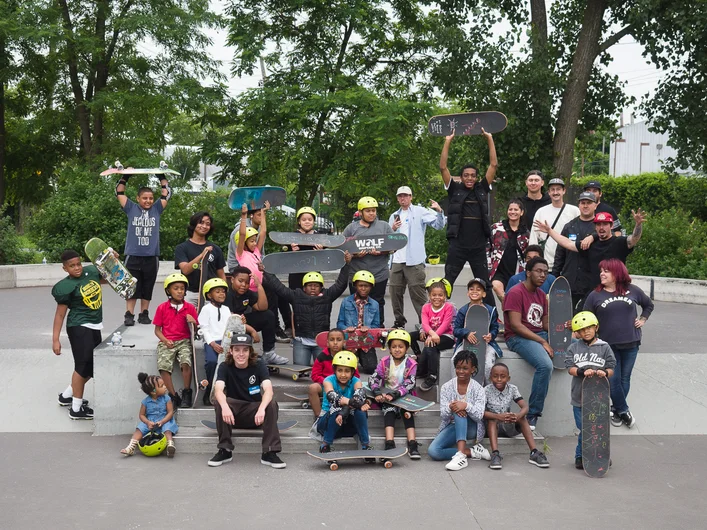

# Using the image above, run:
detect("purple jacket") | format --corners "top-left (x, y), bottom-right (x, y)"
top-left (369, 355), bottom-right (417, 399)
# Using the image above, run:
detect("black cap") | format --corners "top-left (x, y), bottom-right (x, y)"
top-left (583, 180), bottom-right (602, 190)
top-left (229, 334), bottom-right (253, 346)
top-left (577, 191), bottom-right (597, 203)
top-left (468, 277), bottom-right (488, 291)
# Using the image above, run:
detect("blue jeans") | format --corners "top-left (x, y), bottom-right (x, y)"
top-left (293, 339), bottom-right (321, 366)
top-left (317, 410), bottom-right (370, 446)
top-left (573, 406), bottom-right (582, 459)
top-left (427, 416), bottom-right (479, 461)
top-left (203, 341), bottom-right (221, 394)
top-left (609, 344), bottom-right (639, 414)
top-left (506, 331), bottom-right (553, 416)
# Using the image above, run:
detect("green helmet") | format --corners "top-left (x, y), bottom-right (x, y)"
top-left (203, 277), bottom-right (228, 298)
top-left (302, 271), bottom-right (324, 286)
top-left (352, 270), bottom-right (375, 286)
top-left (139, 431), bottom-right (167, 457)
top-left (572, 311), bottom-right (599, 332)
top-left (386, 329), bottom-right (411, 347)
top-left (357, 196), bottom-right (378, 211)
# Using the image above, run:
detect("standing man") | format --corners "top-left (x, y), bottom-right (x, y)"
top-left (528, 178), bottom-right (579, 270)
top-left (520, 170), bottom-right (551, 228)
top-left (388, 186), bottom-right (446, 328)
top-left (439, 129), bottom-right (498, 307)
top-left (583, 180), bottom-right (623, 236)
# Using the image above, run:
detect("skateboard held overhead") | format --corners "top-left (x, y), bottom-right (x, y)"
top-left (337, 234), bottom-right (408, 254)
top-left (548, 276), bottom-right (573, 369)
top-left (581, 375), bottom-right (611, 478)
top-left (262, 249), bottom-right (346, 275)
top-left (269, 232), bottom-right (346, 248)
top-left (84, 237), bottom-right (138, 299)
top-left (427, 111), bottom-right (508, 137)
top-left (228, 186), bottom-right (287, 211)
top-left (307, 446), bottom-right (408, 470)
top-left (267, 364), bottom-right (312, 381)
top-left (463, 304), bottom-right (490, 385)
top-left (100, 160), bottom-right (181, 177)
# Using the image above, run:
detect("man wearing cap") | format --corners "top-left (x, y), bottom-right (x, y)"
top-left (520, 170), bottom-right (552, 228)
top-left (528, 178), bottom-right (580, 269)
top-left (388, 186), bottom-right (446, 328)
top-left (583, 180), bottom-right (623, 236)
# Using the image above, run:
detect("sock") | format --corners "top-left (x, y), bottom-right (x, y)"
top-left (72, 397), bottom-right (83, 412)
top-left (61, 386), bottom-right (73, 399)
top-left (530, 448), bottom-right (538, 455)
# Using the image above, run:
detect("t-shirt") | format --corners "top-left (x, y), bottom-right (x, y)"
top-left (485, 383), bottom-right (523, 414)
top-left (421, 302), bottom-right (456, 336)
top-left (503, 283), bottom-right (547, 339)
top-left (521, 193), bottom-right (551, 228)
top-left (153, 301), bottom-right (198, 341)
top-left (576, 236), bottom-right (632, 292)
top-left (225, 289), bottom-right (259, 315)
top-left (320, 374), bottom-right (360, 412)
top-left (529, 203), bottom-right (581, 269)
top-left (216, 358), bottom-right (270, 402)
top-left (583, 286), bottom-right (654, 347)
top-left (566, 339), bottom-right (616, 407)
top-left (122, 198), bottom-right (165, 257)
top-left (342, 219), bottom-right (394, 282)
top-left (391, 209), bottom-right (410, 264)
top-left (447, 179), bottom-right (490, 250)
top-left (51, 265), bottom-right (103, 328)
top-left (174, 239), bottom-right (226, 293)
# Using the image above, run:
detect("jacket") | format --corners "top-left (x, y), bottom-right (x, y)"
top-left (369, 356), bottom-right (417, 399)
top-left (388, 204), bottom-right (446, 265)
top-left (445, 179), bottom-right (491, 241)
top-left (489, 220), bottom-right (529, 279)
top-left (336, 294), bottom-right (380, 329)
top-left (551, 216), bottom-right (596, 295)
top-left (452, 302), bottom-right (503, 358)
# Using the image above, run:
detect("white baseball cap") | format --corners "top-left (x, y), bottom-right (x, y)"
top-left (396, 186), bottom-right (412, 196)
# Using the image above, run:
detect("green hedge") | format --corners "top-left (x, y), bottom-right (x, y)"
top-left (0, 207), bottom-right (34, 264)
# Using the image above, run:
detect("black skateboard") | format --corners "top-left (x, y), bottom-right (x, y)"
top-left (307, 446), bottom-right (408, 470)
top-left (262, 249), bottom-right (346, 274)
top-left (228, 186), bottom-right (286, 211)
top-left (548, 276), bottom-right (573, 369)
top-left (362, 383), bottom-right (435, 415)
top-left (427, 111), bottom-right (508, 136)
top-left (269, 232), bottom-right (345, 248)
top-left (337, 233), bottom-right (408, 254)
top-left (463, 304), bottom-right (490, 384)
top-left (201, 419), bottom-right (298, 431)
top-left (581, 376), bottom-right (611, 478)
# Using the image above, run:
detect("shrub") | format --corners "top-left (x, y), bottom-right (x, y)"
top-left (0, 207), bottom-right (33, 264)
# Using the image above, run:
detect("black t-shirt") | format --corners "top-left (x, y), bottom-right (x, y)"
top-left (174, 239), bottom-right (226, 292)
top-left (576, 236), bottom-right (632, 291)
top-left (521, 193), bottom-right (551, 227)
top-left (497, 234), bottom-right (520, 283)
top-left (225, 289), bottom-right (259, 315)
top-left (216, 358), bottom-right (270, 402)
top-left (449, 179), bottom-right (490, 250)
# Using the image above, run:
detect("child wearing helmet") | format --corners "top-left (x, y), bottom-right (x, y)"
top-left (315, 351), bottom-right (372, 453)
top-left (285, 206), bottom-right (321, 289)
top-left (309, 329), bottom-right (360, 418)
top-left (336, 269), bottom-right (380, 373)
top-left (567, 311), bottom-right (615, 470)
top-left (153, 273), bottom-right (198, 408)
top-left (369, 329), bottom-right (421, 459)
top-left (121, 372), bottom-right (178, 457)
top-left (236, 201), bottom-right (269, 292)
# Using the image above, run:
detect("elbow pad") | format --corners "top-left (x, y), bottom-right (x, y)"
top-left (326, 391), bottom-right (341, 407)
top-left (161, 182), bottom-right (172, 201)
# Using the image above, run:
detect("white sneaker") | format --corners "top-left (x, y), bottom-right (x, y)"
top-left (445, 451), bottom-right (468, 471)
top-left (263, 350), bottom-right (289, 365)
top-left (470, 443), bottom-right (491, 461)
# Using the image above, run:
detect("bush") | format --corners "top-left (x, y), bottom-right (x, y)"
top-left (0, 207), bottom-right (33, 264)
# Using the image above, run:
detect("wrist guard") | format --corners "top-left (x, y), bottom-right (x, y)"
top-left (115, 178), bottom-right (127, 196)
top-left (161, 182), bottom-right (172, 201)
top-left (576, 367), bottom-right (586, 377)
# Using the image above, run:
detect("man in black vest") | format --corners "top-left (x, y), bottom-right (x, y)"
top-left (439, 129), bottom-right (498, 306)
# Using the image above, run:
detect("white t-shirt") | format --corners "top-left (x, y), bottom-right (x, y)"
top-left (392, 209), bottom-right (411, 264)
top-left (529, 203), bottom-right (580, 269)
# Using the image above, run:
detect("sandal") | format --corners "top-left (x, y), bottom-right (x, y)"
top-left (166, 440), bottom-right (176, 458)
top-left (120, 439), bottom-right (139, 456)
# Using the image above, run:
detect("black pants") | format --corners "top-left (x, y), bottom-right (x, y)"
top-left (215, 398), bottom-right (281, 453)
top-left (410, 331), bottom-right (454, 379)
top-left (444, 242), bottom-right (495, 308)
top-left (244, 310), bottom-right (277, 352)
top-left (263, 282), bottom-right (291, 330)
top-left (349, 279), bottom-right (388, 327)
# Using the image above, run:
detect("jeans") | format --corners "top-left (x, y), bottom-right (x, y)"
top-left (444, 242), bottom-right (495, 308)
top-left (317, 410), bottom-right (370, 445)
top-left (293, 339), bottom-right (321, 366)
top-left (203, 340), bottom-right (221, 396)
top-left (573, 405), bottom-right (582, 459)
top-left (349, 279), bottom-right (388, 327)
top-left (609, 344), bottom-right (639, 414)
top-left (506, 331), bottom-right (553, 416)
top-left (427, 416), bottom-right (479, 461)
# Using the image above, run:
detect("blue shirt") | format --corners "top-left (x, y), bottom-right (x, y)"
top-left (388, 204), bottom-right (446, 266)
top-left (122, 198), bottom-right (165, 256)
top-left (141, 394), bottom-right (171, 422)
top-left (505, 271), bottom-right (556, 295)
top-left (321, 375), bottom-right (360, 412)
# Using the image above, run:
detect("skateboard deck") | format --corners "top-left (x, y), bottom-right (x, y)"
top-left (463, 304), bottom-right (490, 385)
top-left (267, 364), bottom-right (312, 381)
top-left (228, 186), bottom-right (286, 211)
top-left (262, 249), bottom-right (346, 274)
top-left (362, 383), bottom-right (434, 413)
top-left (283, 392), bottom-right (321, 409)
top-left (100, 160), bottom-right (180, 176)
top-left (548, 276), bottom-right (573, 369)
top-left (191, 251), bottom-right (212, 407)
top-left (84, 237), bottom-right (138, 299)
top-left (582, 376), bottom-right (611, 478)
top-left (307, 447), bottom-right (408, 470)
top-left (315, 329), bottom-right (389, 351)
top-left (201, 419), bottom-right (298, 431)
top-left (269, 232), bottom-right (345, 248)
top-left (427, 111), bottom-right (508, 136)
top-left (337, 233), bottom-right (408, 254)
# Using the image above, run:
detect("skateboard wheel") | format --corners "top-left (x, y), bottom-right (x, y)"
top-left (292, 374), bottom-right (298, 381)
top-left (302, 403), bottom-right (310, 409)
top-left (384, 460), bottom-right (393, 469)
top-left (329, 462), bottom-right (339, 471)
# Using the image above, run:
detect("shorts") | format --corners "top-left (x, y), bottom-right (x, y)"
top-left (67, 326), bottom-right (102, 379)
top-left (157, 339), bottom-right (192, 372)
top-left (125, 255), bottom-right (159, 300)
top-left (497, 422), bottom-right (522, 438)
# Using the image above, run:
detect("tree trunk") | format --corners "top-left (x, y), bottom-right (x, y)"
top-left (552, 0), bottom-right (607, 183)
top-left (0, 33), bottom-right (6, 206)
top-left (529, 0), bottom-right (554, 171)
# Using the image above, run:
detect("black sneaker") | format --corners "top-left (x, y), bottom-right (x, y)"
top-left (319, 443), bottom-right (331, 453)
top-left (529, 449), bottom-right (549, 468)
top-left (619, 411), bottom-right (636, 428)
top-left (392, 320), bottom-right (406, 329)
top-left (57, 393), bottom-right (88, 407)
top-left (181, 388), bottom-right (193, 409)
top-left (420, 375), bottom-right (438, 392)
top-left (489, 451), bottom-right (503, 470)
top-left (361, 444), bottom-right (376, 463)
top-left (275, 328), bottom-right (291, 343)
top-left (208, 448), bottom-right (233, 467)
top-left (610, 411), bottom-right (623, 427)
top-left (261, 451), bottom-right (286, 469)
top-left (124, 311), bottom-right (135, 326)
top-left (384, 439), bottom-right (396, 451)
top-left (408, 440), bottom-right (421, 460)
top-left (284, 327), bottom-right (293, 339)
top-left (137, 310), bottom-right (151, 324)
top-left (69, 405), bottom-right (94, 420)
top-left (170, 392), bottom-right (182, 409)
top-left (575, 456), bottom-right (583, 469)
top-left (526, 414), bottom-right (538, 431)
top-left (202, 391), bottom-right (212, 406)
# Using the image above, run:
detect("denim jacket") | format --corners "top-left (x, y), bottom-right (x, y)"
top-left (388, 204), bottom-right (446, 266)
top-left (337, 294), bottom-right (380, 329)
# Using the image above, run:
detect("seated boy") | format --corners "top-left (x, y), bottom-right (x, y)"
top-left (336, 269), bottom-right (380, 373)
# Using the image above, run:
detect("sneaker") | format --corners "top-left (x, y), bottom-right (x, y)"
top-left (529, 449), bottom-right (550, 468)
top-left (610, 411), bottom-right (623, 427)
top-left (275, 328), bottom-right (291, 344)
top-left (124, 311), bottom-right (135, 326)
top-left (170, 392), bottom-right (182, 409)
top-left (619, 411), bottom-right (636, 428)
top-left (319, 443), bottom-right (331, 453)
top-left (392, 320), bottom-right (406, 329)
top-left (69, 405), bottom-right (94, 420)
top-left (137, 310), bottom-right (152, 324)
top-left (470, 443), bottom-right (491, 461)
top-left (261, 451), bottom-right (286, 469)
top-left (202, 391), bottom-right (212, 406)
top-left (575, 456), bottom-right (583, 469)
top-left (489, 451), bottom-right (503, 470)
top-left (408, 440), bottom-right (421, 460)
top-left (181, 388), bottom-right (193, 409)
top-left (419, 375), bottom-right (438, 392)
top-left (166, 441), bottom-right (176, 458)
top-left (57, 393), bottom-right (88, 407)
top-left (208, 448), bottom-right (233, 467)
top-left (384, 440), bottom-right (396, 451)
top-left (361, 444), bottom-right (376, 463)
top-left (284, 327), bottom-right (293, 339)
top-left (445, 451), bottom-right (468, 471)
top-left (526, 414), bottom-right (538, 431)
top-left (263, 350), bottom-right (289, 365)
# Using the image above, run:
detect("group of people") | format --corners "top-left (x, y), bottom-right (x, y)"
top-left (50, 130), bottom-right (653, 470)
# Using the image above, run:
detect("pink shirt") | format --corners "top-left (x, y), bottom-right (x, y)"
top-left (503, 283), bottom-right (547, 339)
top-left (153, 301), bottom-right (198, 341)
top-left (421, 302), bottom-right (455, 336)
top-left (237, 247), bottom-right (262, 291)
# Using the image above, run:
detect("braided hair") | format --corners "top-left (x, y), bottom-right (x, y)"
top-left (137, 372), bottom-right (161, 396)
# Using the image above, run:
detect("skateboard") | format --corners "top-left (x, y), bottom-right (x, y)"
top-left (427, 111), bottom-right (508, 137)
top-left (84, 237), bottom-right (138, 299)
top-left (228, 186), bottom-right (287, 211)
top-left (99, 160), bottom-right (180, 176)
top-left (581, 375), bottom-right (611, 478)
top-left (463, 304), bottom-right (490, 385)
top-left (267, 364), bottom-right (312, 381)
top-left (262, 249), bottom-right (346, 274)
top-left (362, 383), bottom-right (435, 417)
top-left (548, 276), bottom-right (573, 369)
top-left (307, 446), bottom-right (408, 470)
top-left (315, 329), bottom-right (389, 351)
top-left (191, 251), bottom-right (212, 407)
top-left (269, 232), bottom-right (345, 248)
top-left (337, 233), bottom-right (408, 254)
top-left (283, 392), bottom-right (321, 409)
top-left (200, 419), bottom-right (298, 431)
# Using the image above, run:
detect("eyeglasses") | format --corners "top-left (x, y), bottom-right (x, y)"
top-left (530, 269), bottom-right (549, 276)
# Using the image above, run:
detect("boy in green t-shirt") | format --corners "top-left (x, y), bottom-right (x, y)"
top-left (52, 250), bottom-right (107, 420)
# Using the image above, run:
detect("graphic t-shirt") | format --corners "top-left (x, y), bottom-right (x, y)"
top-left (225, 289), bottom-right (259, 315)
top-left (51, 265), bottom-right (103, 327)
top-left (122, 199), bottom-right (165, 256)
top-left (216, 359), bottom-right (270, 402)
top-left (174, 239), bottom-right (226, 293)
top-left (503, 283), bottom-right (547, 339)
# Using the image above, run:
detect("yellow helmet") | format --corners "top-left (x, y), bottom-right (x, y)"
top-left (302, 271), bottom-right (324, 286)
top-left (572, 311), bottom-right (599, 332)
top-left (357, 196), bottom-right (378, 211)
top-left (203, 277), bottom-right (228, 298)
top-left (164, 273), bottom-right (189, 292)
top-left (352, 270), bottom-right (375, 285)
top-left (425, 277), bottom-right (452, 298)
top-left (386, 329), bottom-right (411, 347)
top-left (235, 227), bottom-right (259, 245)
top-left (138, 431), bottom-right (167, 457)
top-left (427, 254), bottom-right (441, 265)
top-left (332, 350), bottom-right (358, 370)
top-left (296, 206), bottom-right (317, 219)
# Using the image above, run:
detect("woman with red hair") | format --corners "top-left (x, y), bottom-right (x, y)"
top-left (583, 259), bottom-right (654, 429)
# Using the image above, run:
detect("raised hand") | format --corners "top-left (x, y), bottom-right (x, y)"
top-left (632, 208), bottom-right (646, 224)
